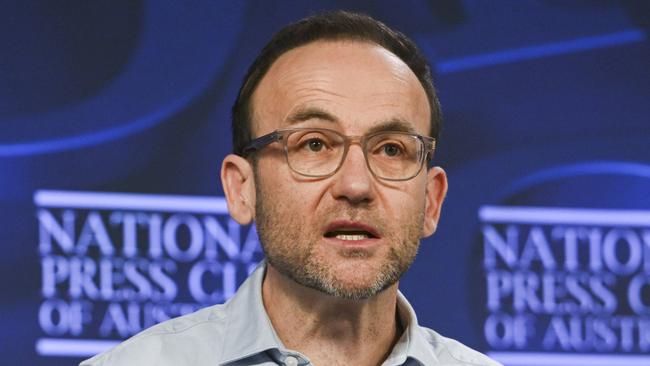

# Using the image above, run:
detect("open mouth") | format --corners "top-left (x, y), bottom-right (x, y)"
top-left (324, 230), bottom-right (377, 241)
top-left (323, 221), bottom-right (380, 242)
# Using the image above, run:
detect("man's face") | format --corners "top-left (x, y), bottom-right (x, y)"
top-left (249, 40), bottom-right (444, 299)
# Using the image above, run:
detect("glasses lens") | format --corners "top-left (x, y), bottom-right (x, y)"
top-left (285, 129), bottom-right (345, 176)
top-left (366, 132), bottom-right (423, 180)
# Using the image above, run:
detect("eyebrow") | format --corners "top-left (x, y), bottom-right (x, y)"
top-left (285, 106), bottom-right (419, 135)
top-left (366, 119), bottom-right (418, 135)
top-left (286, 106), bottom-right (337, 125)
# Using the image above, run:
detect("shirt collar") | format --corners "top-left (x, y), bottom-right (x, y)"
top-left (383, 291), bottom-right (440, 366)
top-left (218, 261), bottom-right (440, 365)
top-left (219, 262), bottom-right (285, 364)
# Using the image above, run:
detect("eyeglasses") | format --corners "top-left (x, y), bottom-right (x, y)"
top-left (242, 127), bottom-right (435, 181)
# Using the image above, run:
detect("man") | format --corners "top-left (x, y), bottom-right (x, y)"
top-left (82, 11), bottom-right (501, 366)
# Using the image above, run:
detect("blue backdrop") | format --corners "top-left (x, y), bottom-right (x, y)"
top-left (1, 1), bottom-right (649, 365)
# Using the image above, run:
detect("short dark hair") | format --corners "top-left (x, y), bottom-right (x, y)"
top-left (231, 10), bottom-right (441, 156)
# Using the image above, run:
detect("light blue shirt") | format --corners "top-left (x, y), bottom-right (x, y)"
top-left (81, 263), bottom-right (501, 366)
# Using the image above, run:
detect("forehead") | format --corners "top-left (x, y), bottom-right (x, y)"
top-left (250, 40), bottom-right (430, 136)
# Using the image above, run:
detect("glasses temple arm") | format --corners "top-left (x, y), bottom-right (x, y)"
top-left (242, 131), bottom-right (282, 154)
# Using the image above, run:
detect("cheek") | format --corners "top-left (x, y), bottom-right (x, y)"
top-left (256, 156), bottom-right (291, 190)
top-left (382, 182), bottom-right (426, 216)
top-left (256, 161), bottom-right (327, 212)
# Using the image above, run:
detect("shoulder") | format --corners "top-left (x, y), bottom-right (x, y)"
top-left (416, 326), bottom-right (503, 366)
top-left (80, 304), bottom-right (228, 366)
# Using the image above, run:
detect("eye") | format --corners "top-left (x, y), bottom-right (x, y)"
top-left (306, 138), bottom-right (324, 152)
top-left (381, 143), bottom-right (402, 157)
top-left (288, 130), bottom-right (338, 154)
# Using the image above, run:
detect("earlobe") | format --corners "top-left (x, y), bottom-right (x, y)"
top-left (422, 167), bottom-right (448, 237)
top-left (221, 154), bottom-right (256, 225)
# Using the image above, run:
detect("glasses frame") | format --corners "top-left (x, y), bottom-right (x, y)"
top-left (242, 127), bottom-right (435, 181)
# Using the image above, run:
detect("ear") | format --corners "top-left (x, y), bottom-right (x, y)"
top-left (422, 166), bottom-right (448, 237)
top-left (221, 154), bottom-right (256, 225)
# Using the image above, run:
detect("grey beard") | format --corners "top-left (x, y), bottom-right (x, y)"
top-left (265, 244), bottom-right (408, 300)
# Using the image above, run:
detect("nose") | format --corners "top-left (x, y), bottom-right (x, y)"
top-left (329, 144), bottom-right (375, 204)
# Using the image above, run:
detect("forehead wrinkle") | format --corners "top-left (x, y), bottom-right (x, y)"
top-left (292, 86), bottom-right (346, 98)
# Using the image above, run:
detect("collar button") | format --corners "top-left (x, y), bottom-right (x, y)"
top-left (285, 355), bottom-right (299, 366)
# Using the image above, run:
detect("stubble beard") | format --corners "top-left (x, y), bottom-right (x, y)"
top-left (254, 181), bottom-right (423, 300)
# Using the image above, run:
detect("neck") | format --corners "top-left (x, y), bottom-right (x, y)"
top-left (262, 264), bottom-right (403, 366)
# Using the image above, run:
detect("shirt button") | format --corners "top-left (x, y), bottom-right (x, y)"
top-left (285, 355), bottom-right (299, 366)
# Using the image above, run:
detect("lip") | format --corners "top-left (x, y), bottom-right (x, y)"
top-left (322, 220), bottom-right (381, 247)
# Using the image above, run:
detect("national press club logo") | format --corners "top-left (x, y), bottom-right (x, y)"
top-left (34, 190), bottom-right (263, 358)
top-left (477, 163), bottom-right (650, 366)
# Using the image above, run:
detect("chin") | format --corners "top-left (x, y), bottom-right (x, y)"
top-left (320, 277), bottom-right (396, 300)
top-left (319, 264), bottom-right (400, 299)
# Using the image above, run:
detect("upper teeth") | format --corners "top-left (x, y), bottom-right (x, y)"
top-left (336, 234), bottom-right (368, 241)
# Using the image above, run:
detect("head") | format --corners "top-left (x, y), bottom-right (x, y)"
top-left (222, 11), bottom-right (447, 300)
top-left (232, 10), bottom-right (442, 157)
